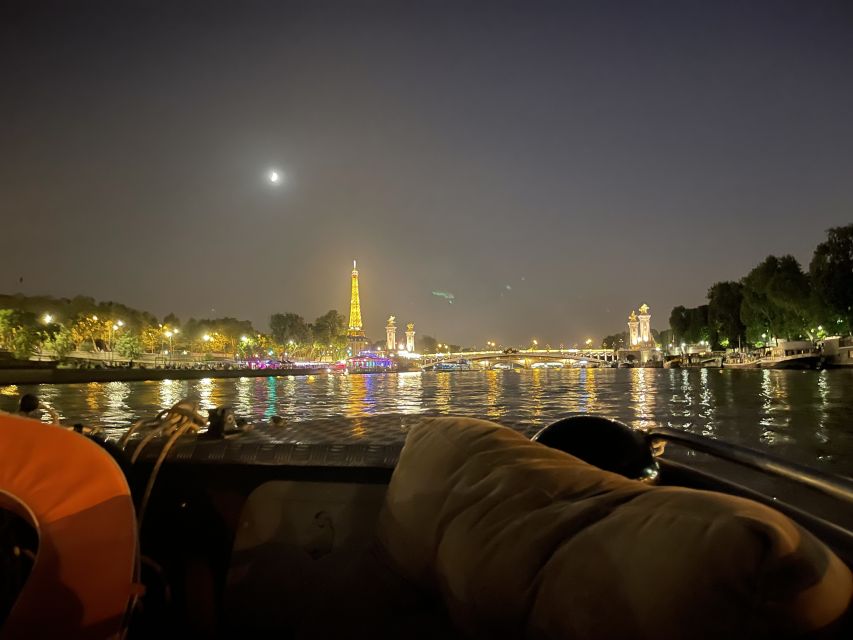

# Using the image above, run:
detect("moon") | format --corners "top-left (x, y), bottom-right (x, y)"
top-left (268, 170), bottom-right (281, 184)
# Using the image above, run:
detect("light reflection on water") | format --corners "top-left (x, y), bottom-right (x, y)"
top-left (3, 369), bottom-right (852, 474)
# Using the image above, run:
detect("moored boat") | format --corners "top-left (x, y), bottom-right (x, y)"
top-left (758, 340), bottom-right (822, 369)
top-left (821, 336), bottom-right (853, 368)
top-left (725, 341), bottom-right (821, 369)
top-left (345, 353), bottom-right (395, 373)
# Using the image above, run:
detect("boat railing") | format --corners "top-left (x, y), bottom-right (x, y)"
top-left (649, 427), bottom-right (853, 562)
top-left (649, 428), bottom-right (853, 501)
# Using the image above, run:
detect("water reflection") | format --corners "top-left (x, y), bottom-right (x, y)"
top-left (434, 372), bottom-right (451, 413)
top-left (395, 372), bottom-right (422, 414)
top-left (485, 371), bottom-right (500, 421)
top-left (103, 382), bottom-right (131, 426)
top-left (197, 378), bottom-right (214, 412)
top-left (529, 368), bottom-right (544, 419)
top-left (346, 374), bottom-right (367, 417)
top-left (159, 379), bottom-right (185, 410)
top-left (629, 368), bottom-right (656, 429)
top-left (759, 370), bottom-right (792, 446)
top-left (4, 369), bottom-right (853, 475)
top-left (816, 371), bottom-right (829, 448)
top-left (580, 368), bottom-right (600, 414)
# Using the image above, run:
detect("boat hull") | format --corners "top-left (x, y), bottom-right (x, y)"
top-left (758, 355), bottom-right (821, 370)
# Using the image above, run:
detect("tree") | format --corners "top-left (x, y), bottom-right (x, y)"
top-left (686, 305), bottom-right (712, 345)
top-left (669, 306), bottom-right (689, 343)
top-left (270, 313), bottom-right (310, 344)
top-left (115, 334), bottom-right (142, 359)
top-left (0, 310), bottom-right (45, 358)
top-left (601, 332), bottom-right (628, 349)
top-left (45, 326), bottom-right (75, 359)
top-left (140, 326), bottom-right (162, 353)
top-left (70, 315), bottom-right (111, 352)
top-left (162, 312), bottom-right (181, 329)
top-left (668, 305), bottom-right (711, 345)
top-left (0, 309), bottom-right (19, 349)
top-left (420, 334), bottom-right (438, 353)
top-left (11, 327), bottom-right (39, 360)
top-left (741, 255), bottom-right (813, 342)
top-left (810, 224), bottom-right (853, 334)
top-left (312, 310), bottom-right (346, 345)
top-left (707, 282), bottom-right (745, 348)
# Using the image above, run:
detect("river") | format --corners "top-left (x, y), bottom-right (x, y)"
top-left (2, 368), bottom-right (852, 476)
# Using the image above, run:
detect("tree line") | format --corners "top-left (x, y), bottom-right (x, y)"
top-left (0, 293), bottom-right (360, 361)
top-left (667, 224), bottom-right (853, 349)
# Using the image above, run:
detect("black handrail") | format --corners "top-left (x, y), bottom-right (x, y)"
top-left (647, 427), bottom-right (853, 503)
top-left (659, 459), bottom-right (853, 563)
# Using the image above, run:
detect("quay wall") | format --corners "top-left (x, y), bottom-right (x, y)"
top-left (0, 366), bottom-right (328, 386)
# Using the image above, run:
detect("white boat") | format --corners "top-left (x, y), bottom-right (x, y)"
top-left (821, 336), bottom-right (853, 368)
top-left (724, 341), bottom-right (821, 370)
top-left (757, 341), bottom-right (821, 369)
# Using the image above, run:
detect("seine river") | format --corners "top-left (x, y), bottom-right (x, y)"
top-left (2, 368), bottom-right (852, 476)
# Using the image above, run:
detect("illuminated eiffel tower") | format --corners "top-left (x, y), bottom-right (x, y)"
top-left (346, 260), bottom-right (367, 355)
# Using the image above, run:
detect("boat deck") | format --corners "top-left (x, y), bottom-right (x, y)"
top-left (127, 414), bottom-right (539, 468)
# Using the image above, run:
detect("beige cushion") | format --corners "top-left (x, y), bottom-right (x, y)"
top-left (378, 417), bottom-right (852, 639)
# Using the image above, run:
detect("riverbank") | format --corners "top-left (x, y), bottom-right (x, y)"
top-left (0, 366), bottom-right (328, 386)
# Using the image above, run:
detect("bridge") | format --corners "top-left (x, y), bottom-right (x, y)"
top-left (419, 348), bottom-right (617, 369)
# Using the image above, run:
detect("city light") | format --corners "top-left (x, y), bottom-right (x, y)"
top-left (42, 313), bottom-right (53, 324)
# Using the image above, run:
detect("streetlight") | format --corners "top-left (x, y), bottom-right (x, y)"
top-left (42, 313), bottom-right (53, 324)
top-left (109, 319), bottom-right (124, 351)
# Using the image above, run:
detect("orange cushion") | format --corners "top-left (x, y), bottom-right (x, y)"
top-left (0, 413), bottom-right (137, 639)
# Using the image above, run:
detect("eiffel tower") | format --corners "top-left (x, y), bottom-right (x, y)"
top-left (347, 260), bottom-right (368, 355)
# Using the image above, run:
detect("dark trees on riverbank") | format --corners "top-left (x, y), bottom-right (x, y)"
top-left (810, 225), bottom-right (853, 332)
top-left (669, 224), bottom-right (853, 348)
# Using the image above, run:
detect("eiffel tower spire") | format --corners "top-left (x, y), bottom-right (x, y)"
top-left (348, 260), bottom-right (362, 331)
top-left (346, 260), bottom-right (368, 356)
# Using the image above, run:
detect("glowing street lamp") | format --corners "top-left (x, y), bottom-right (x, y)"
top-left (42, 313), bottom-right (53, 324)
top-left (108, 319), bottom-right (124, 351)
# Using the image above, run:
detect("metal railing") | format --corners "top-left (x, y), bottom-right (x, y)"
top-left (647, 427), bottom-right (853, 503)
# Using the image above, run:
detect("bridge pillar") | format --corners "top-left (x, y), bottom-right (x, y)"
top-left (406, 323), bottom-right (415, 352)
top-left (386, 316), bottom-right (396, 351)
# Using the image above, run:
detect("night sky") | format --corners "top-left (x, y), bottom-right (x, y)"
top-left (2, 1), bottom-right (852, 346)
